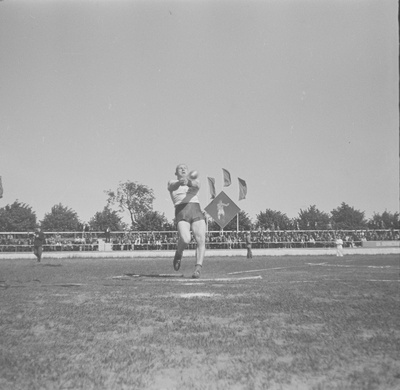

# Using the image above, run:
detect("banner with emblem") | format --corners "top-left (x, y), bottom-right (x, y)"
top-left (204, 191), bottom-right (240, 229)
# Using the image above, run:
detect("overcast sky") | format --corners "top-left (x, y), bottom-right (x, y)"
top-left (0, 0), bottom-right (398, 226)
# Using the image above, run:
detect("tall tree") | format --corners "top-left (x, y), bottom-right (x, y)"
top-left (105, 181), bottom-right (155, 227)
top-left (89, 206), bottom-right (125, 231)
top-left (297, 205), bottom-right (331, 230)
top-left (331, 202), bottom-right (367, 230)
top-left (135, 210), bottom-right (171, 231)
top-left (0, 200), bottom-right (37, 231)
top-left (41, 203), bottom-right (80, 231)
top-left (368, 211), bottom-right (400, 229)
top-left (255, 209), bottom-right (291, 230)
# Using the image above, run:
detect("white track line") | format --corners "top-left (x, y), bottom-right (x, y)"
top-left (228, 267), bottom-right (300, 275)
top-left (366, 280), bottom-right (400, 282)
top-left (178, 293), bottom-right (220, 298)
top-left (111, 275), bottom-right (262, 282)
top-left (306, 263), bottom-right (398, 269)
top-left (258, 279), bottom-right (399, 284)
top-left (111, 274), bottom-right (184, 279)
top-left (176, 276), bottom-right (262, 282)
top-left (43, 283), bottom-right (84, 287)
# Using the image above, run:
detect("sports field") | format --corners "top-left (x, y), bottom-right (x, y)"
top-left (0, 254), bottom-right (399, 390)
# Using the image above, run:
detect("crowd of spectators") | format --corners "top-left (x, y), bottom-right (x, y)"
top-left (0, 229), bottom-right (399, 253)
top-left (205, 229), bottom-right (400, 249)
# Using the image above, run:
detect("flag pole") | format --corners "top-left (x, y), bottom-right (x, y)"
top-left (237, 213), bottom-right (239, 233)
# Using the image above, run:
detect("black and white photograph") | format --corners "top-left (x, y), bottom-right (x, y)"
top-left (0, 1), bottom-right (398, 389)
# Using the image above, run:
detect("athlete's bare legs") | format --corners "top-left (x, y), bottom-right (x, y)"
top-left (174, 219), bottom-right (206, 278)
top-left (191, 219), bottom-right (206, 267)
top-left (176, 220), bottom-right (191, 253)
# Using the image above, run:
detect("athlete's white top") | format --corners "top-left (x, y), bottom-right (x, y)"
top-left (169, 183), bottom-right (200, 206)
top-left (335, 238), bottom-right (343, 247)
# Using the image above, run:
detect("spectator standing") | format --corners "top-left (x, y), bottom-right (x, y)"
top-left (33, 227), bottom-right (45, 262)
top-left (246, 232), bottom-right (253, 259)
top-left (335, 235), bottom-right (344, 257)
top-left (83, 223), bottom-right (90, 238)
top-left (105, 227), bottom-right (111, 243)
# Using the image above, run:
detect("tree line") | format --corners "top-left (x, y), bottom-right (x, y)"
top-left (0, 180), bottom-right (398, 232)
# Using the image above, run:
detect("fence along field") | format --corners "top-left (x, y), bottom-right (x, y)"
top-left (0, 253), bottom-right (399, 389)
top-left (1, 229), bottom-right (399, 253)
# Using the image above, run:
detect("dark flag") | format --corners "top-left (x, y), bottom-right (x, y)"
top-left (207, 177), bottom-right (216, 199)
top-left (0, 176), bottom-right (3, 198)
top-left (238, 178), bottom-right (247, 200)
top-left (222, 168), bottom-right (231, 187)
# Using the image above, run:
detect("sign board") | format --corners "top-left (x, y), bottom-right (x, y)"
top-left (204, 191), bottom-right (240, 229)
top-left (362, 241), bottom-right (400, 248)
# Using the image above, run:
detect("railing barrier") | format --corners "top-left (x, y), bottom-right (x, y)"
top-left (0, 229), bottom-right (398, 253)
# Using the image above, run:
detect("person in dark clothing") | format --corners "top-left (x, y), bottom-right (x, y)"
top-left (33, 227), bottom-right (45, 262)
top-left (105, 227), bottom-right (111, 243)
top-left (246, 232), bottom-right (253, 259)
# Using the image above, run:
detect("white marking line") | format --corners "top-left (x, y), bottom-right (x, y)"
top-left (111, 274), bottom-right (184, 279)
top-left (266, 281), bottom-right (318, 284)
top-left (176, 276), bottom-right (262, 282)
top-left (111, 275), bottom-right (262, 282)
top-left (366, 280), bottom-right (400, 282)
top-left (179, 293), bottom-right (220, 298)
top-left (228, 267), bottom-right (299, 275)
top-left (41, 283), bottom-right (85, 287)
top-left (259, 279), bottom-right (399, 284)
top-left (306, 263), bottom-right (397, 269)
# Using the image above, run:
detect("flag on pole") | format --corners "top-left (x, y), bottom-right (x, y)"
top-left (0, 176), bottom-right (3, 198)
top-left (222, 168), bottom-right (231, 187)
top-left (238, 178), bottom-right (247, 200)
top-left (207, 177), bottom-right (216, 199)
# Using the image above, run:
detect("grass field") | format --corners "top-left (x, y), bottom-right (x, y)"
top-left (0, 254), bottom-right (399, 390)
